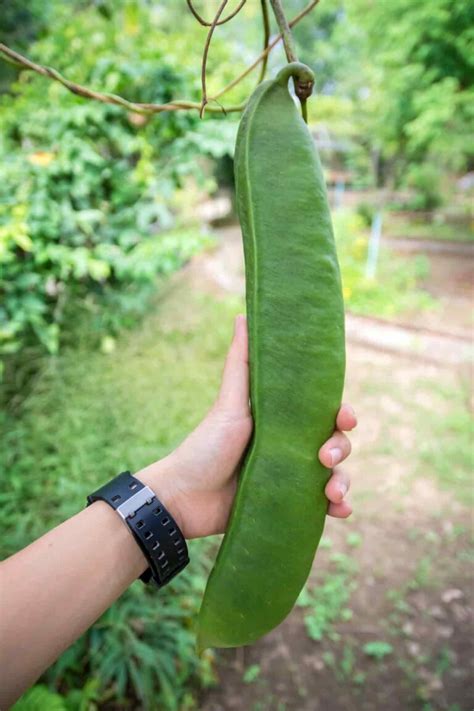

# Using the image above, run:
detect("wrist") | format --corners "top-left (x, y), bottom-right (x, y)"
top-left (134, 454), bottom-right (185, 534)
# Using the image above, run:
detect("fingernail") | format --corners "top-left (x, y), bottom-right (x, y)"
top-left (330, 447), bottom-right (342, 466)
top-left (337, 483), bottom-right (347, 499)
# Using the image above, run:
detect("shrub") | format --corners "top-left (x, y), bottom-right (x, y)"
top-left (0, 1), bottom-right (237, 371)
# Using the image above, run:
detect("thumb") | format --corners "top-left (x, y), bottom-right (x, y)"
top-left (217, 314), bottom-right (250, 415)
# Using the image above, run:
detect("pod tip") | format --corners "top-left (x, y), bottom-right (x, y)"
top-left (276, 62), bottom-right (315, 88)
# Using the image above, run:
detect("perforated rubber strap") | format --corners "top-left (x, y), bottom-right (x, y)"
top-left (87, 471), bottom-right (189, 588)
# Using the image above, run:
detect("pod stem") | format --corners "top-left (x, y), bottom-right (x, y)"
top-left (269, 0), bottom-right (298, 63)
top-left (269, 0), bottom-right (315, 121)
top-left (276, 62), bottom-right (314, 123)
top-left (301, 98), bottom-right (308, 124)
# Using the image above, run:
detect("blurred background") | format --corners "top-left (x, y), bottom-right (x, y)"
top-left (0, 1), bottom-right (472, 709)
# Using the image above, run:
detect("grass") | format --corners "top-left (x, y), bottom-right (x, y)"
top-left (2, 282), bottom-right (242, 710)
top-left (333, 210), bottom-right (437, 319)
top-left (1, 282), bottom-right (242, 552)
top-left (296, 552), bottom-right (358, 642)
top-left (415, 381), bottom-right (473, 506)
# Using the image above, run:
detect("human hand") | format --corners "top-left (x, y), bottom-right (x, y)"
top-left (137, 315), bottom-right (356, 539)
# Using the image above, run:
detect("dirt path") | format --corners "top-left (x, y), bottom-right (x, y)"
top-left (385, 236), bottom-right (474, 258)
top-left (187, 225), bottom-right (473, 358)
top-left (190, 227), bottom-right (473, 711)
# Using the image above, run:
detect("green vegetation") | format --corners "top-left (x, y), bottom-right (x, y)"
top-left (2, 0), bottom-right (472, 368)
top-left (297, 553), bottom-right (357, 642)
top-left (0, 0), bottom-right (235, 366)
top-left (1, 0), bottom-right (473, 708)
top-left (3, 287), bottom-right (240, 709)
top-left (362, 641), bottom-right (394, 661)
top-left (334, 210), bottom-right (435, 317)
top-left (243, 665), bottom-right (262, 684)
top-left (307, 0), bottom-right (474, 207)
top-left (416, 381), bottom-right (473, 506)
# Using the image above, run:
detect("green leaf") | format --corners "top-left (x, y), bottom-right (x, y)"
top-left (243, 664), bottom-right (261, 684)
top-left (363, 641), bottom-right (394, 660)
top-left (12, 685), bottom-right (67, 711)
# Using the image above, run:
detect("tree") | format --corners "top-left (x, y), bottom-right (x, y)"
top-left (350, 0), bottom-right (474, 183)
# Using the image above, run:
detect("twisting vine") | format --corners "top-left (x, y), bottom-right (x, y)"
top-left (186, 0), bottom-right (247, 26)
top-left (0, 0), bottom-right (319, 119)
top-left (211, 0), bottom-right (319, 101)
top-left (199, 0), bottom-right (231, 117)
top-left (257, 0), bottom-right (271, 86)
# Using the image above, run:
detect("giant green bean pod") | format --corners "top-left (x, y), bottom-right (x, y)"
top-left (197, 63), bottom-right (345, 650)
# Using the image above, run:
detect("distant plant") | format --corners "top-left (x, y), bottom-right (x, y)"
top-left (297, 552), bottom-right (357, 642)
top-left (0, 1), bottom-right (239, 372)
top-left (334, 210), bottom-right (435, 317)
top-left (243, 664), bottom-right (261, 684)
top-left (355, 201), bottom-right (375, 227)
top-left (401, 164), bottom-right (443, 211)
top-left (363, 641), bottom-right (394, 660)
top-left (0, 90), bottom-right (200, 365)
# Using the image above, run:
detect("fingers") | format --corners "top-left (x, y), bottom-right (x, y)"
top-left (319, 403), bottom-right (355, 518)
top-left (327, 499), bottom-right (352, 519)
top-left (319, 431), bottom-right (352, 468)
top-left (326, 467), bottom-right (352, 518)
top-left (325, 465), bottom-right (350, 504)
top-left (217, 315), bottom-right (250, 415)
top-left (336, 403), bottom-right (357, 431)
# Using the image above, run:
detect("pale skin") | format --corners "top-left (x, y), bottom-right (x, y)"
top-left (0, 315), bottom-right (356, 708)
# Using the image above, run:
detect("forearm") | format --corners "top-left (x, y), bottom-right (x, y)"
top-left (0, 458), bottom-right (177, 708)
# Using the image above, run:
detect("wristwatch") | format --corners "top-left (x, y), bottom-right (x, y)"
top-left (87, 471), bottom-right (189, 588)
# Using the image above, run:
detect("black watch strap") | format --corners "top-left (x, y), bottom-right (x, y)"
top-left (87, 471), bottom-right (189, 588)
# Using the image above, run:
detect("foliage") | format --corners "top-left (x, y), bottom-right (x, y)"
top-left (362, 641), bottom-right (394, 661)
top-left (298, 0), bottom-right (474, 202)
top-left (351, 0), bottom-right (474, 183)
top-left (297, 552), bottom-right (357, 642)
top-left (0, 0), bottom-right (237, 367)
top-left (243, 664), bottom-right (261, 684)
top-left (1, 287), bottom-right (239, 708)
top-left (12, 680), bottom-right (101, 711)
top-left (46, 551), bottom-right (216, 710)
top-left (417, 381), bottom-right (474, 506)
top-left (12, 686), bottom-right (67, 711)
top-left (401, 164), bottom-right (444, 211)
top-left (1, 1), bottom-right (472, 707)
top-left (334, 210), bottom-right (435, 317)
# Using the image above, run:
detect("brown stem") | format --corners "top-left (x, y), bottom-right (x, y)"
top-left (268, 0), bottom-right (314, 112)
top-left (211, 0), bottom-right (319, 101)
top-left (186, 0), bottom-right (247, 26)
top-left (0, 42), bottom-right (243, 115)
top-left (269, 0), bottom-right (297, 62)
top-left (200, 0), bottom-right (229, 117)
top-left (256, 0), bottom-right (271, 86)
top-left (0, 1), bottom-right (320, 119)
